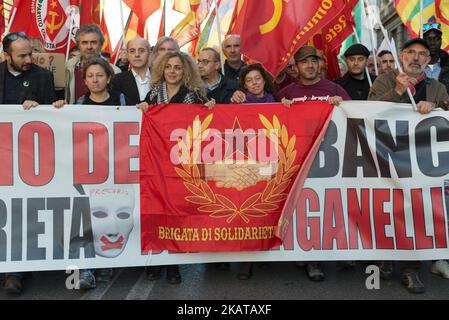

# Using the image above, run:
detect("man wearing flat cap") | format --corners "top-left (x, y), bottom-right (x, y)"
top-left (335, 43), bottom-right (375, 100)
top-left (369, 38), bottom-right (449, 294)
top-left (423, 21), bottom-right (449, 95)
top-left (369, 38), bottom-right (448, 114)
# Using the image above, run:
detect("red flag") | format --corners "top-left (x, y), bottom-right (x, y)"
top-left (123, 0), bottom-right (160, 23)
top-left (140, 102), bottom-right (334, 252)
top-left (100, 14), bottom-right (111, 52)
top-left (310, 33), bottom-right (341, 80)
top-left (80, 0), bottom-right (100, 25)
top-left (231, 0), bottom-right (346, 77)
top-left (9, 0), bottom-right (79, 54)
top-left (158, 6), bottom-right (165, 38)
top-left (321, 5), bottom-right (355, 53)
top-left (125, 12), bottom-right (145, 41)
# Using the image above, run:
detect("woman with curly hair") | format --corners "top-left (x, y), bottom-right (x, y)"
top-left (137, 51), bottom-right (214, 112)
top-left (138, 51), bottom-right (213, 284)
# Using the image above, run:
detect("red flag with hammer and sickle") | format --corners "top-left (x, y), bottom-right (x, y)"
top-left (9, 0), bottom-right (79, 54)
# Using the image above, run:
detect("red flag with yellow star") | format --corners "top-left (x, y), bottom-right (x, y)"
top-left (80, 0), bottom-right (100, 25)
top-left (140, 102), bottom-right (334, 252)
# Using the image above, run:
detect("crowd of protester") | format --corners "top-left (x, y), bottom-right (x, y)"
top-left (1, 20), bottom-right (449, 295)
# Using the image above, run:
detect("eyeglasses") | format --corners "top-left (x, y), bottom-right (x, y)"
top-left (403, 49), bottom-right (429, 58)
top-left (423, 22), bottom-right (441, 31)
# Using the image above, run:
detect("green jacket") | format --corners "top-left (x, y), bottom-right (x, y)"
top-left (368, 69), bottom-right (449, 109)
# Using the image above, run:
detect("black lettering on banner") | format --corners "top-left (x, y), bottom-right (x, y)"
top-left (11, 199), bottom-right (22, 261)
top-left (69, 197), bottom-right (95, 259)
top-left (27, 198), bottom-right (46, 261)
top-left (343, 118), bottom-right (378, 177)
top-left (0, 200), bottom-right (6, 261)
top-left (309, 121), bottom-right (339, 177)
top-left (47, 197), bottom-right (70, 260)
top-left (415, 117), bottom-right (449, 177)
top-left (375, 120), bottom-right (412, 178)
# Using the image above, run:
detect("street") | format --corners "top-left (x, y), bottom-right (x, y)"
top-left (1, 261), bottom-right (449, 300)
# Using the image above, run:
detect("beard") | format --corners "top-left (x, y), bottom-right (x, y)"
top-left (9, 58), bottom-right (31, 73)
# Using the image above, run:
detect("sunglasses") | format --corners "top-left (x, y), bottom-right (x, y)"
top-left (4, 31), bottom-right (27, 42)
top-left (423, 23), bottom-right (441, 31)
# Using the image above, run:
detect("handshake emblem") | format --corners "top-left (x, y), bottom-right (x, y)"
top-left (204, 160), bottom-right (278, 190)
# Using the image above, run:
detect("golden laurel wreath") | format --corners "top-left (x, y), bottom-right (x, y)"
top-left (174, 114), bottom-right (299, 224)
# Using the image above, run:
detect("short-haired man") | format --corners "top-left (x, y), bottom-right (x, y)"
top-left (222, 35), bottom-right (246, 81)
top-left (0, 32), bottom-right (56, 294)
top-left (378, 50), bottom-right (395, 74)
top-left (369, 38), bottom-right (449, 293)
top-left (198, 47), bottom-right (236, 104)
top-left (0, 32), bottom-right (56, 109)
top-left (279, 46), bottom-right (351, 105)
top-left (423, 21), bottom-right (449, 94)
top-left (335, 44), bottom-right (374, 100)
top-left (65, 24), bottom-right (121, 104)
top-left (112, 37), bottom-right (152, 105)
top-left (277, 46), bottom-right (350, 282)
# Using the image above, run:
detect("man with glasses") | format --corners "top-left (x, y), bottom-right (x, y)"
top-left (197, 47), bottom-right (236, 104)
top-left (423, 21), bottom-right (449, 95)
top-left (112, 37), bottom-right (152, 105)
top-left (65, 24), bottom-right (121, 104)
top-left (0, 32), bottom-right (55, 109)
top-left (335, 43), bottom-right (375, 100)
top-left (368, 38), bottom-right (449, 293)
top-left (0, 32), bottom-right (56, 294)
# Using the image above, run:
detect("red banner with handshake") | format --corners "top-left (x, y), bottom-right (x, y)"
top-left (139, 102), bottom-right (334, 253)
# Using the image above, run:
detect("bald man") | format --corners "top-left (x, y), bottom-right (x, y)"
top-left (112, 37), bottom-right (152, 105)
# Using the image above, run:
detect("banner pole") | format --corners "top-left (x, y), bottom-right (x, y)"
top-left (364, 0), bottom-right (417, 112)
top-left (65, 8), bottom-right (76, 62)
top-left (213, 0), bottom-right (224, 72)
top-left (420, 0), bottom-right (424, 38)
top-left (119, 0), bottom-right (126, 49)
top-left (0, 6), bottom-right (17, 53)
top-left (362, 1), bottom-right (379, 76)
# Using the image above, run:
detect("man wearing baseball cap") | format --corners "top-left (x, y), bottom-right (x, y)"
top-left (423, 21), bottom-right (449, 95)
top-left (335, 43), bottom-right (375, 100)
top-left (277, 45), bottom-right (351, 105)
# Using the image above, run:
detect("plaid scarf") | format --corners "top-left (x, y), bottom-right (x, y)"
top-left (409, 72), bottom-right (426, 96)
top-left (148, 82), bottom-right (198, 104)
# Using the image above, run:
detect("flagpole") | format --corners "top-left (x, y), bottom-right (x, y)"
top-left (164, 0), bottom-right (167, 36)
top-left (351, 25), bottom-right (373, 87)
top-left (119, 0), bottom-right (126, 49)
top-left (0, 6), bottom-right (17, 53)
top-left (362, 0), bottom-right (379, 76)
top-left (419, 0), bottom-right (424, 37)
top-left (365, 0), bottom-right (417, 112)
top-left (65, 7), bottom-right (76, 62)
top-left (212, 0), bottom-right (224, 72)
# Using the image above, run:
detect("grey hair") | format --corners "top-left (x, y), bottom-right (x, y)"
top-left (75, 24), bottom-right (105, 46)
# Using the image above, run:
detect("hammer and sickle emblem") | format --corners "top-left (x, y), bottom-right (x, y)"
top-left (259, 0), bottom-right (289, 35)
top-left (46, 11), bottom-right (64, 34)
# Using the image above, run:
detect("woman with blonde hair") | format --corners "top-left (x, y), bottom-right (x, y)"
top-left (138, 51), bottom-right (213, 284)
top-left (138, 51), bottom-right (213, 111)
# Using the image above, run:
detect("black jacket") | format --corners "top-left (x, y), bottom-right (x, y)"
top-left (207, 75), bottom-right (237, 104)
top-left (438, 49), bottom-right (449, 95)
top-left (111, 70), bottom-right (147, 105)
top-left (334, 73), bottom-right (376, 100)
top-left (0, 62), bottom-right (55, 104)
